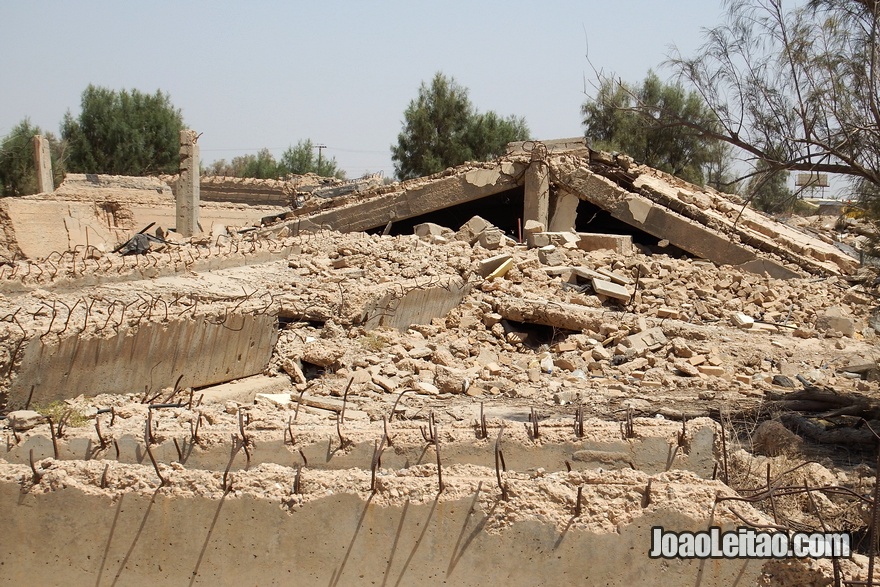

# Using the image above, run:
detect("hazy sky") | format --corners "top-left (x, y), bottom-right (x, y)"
top-left (2, 1), bottom-right (730, 179)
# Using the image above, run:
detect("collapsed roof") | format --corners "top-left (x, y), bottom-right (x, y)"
top-left (266, 137), bottom-right (857, 279)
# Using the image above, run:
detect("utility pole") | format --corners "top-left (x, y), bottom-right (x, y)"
top-left (315, 143), bottom-right (327, 169)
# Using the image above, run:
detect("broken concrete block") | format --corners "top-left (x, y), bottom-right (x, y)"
top-left (591, 278), bottom-right (631, 302)
top-left (657, 307), bottom-right (680, 320)
top-left (752, 420), bottom-right (802, 456)
top-left (294, 393), bottom-right (346, 412)
top-left (435, 365), bottom-right (466, 394)
top-left (416, 381), bottom-right (439, 395)
top-left (414, 222), bottom-right (452, 238)
top-left (596, 267), bottom-right (633, 285)
top-left (674, 360), bottom-right (700, 377)
top-left (816, 306), bottom-right (856, 337)
top-left (730, 312), bottom-right (755, 329)
top-left (372, 374), bottom-right (397, 393)
top-left (478, 229), bottom-right (505, 250)
top-left (200, 375), bottom-right (293, 405)
top-left (538, 245), bottom-right (566, 266)
top-left (623, 327), bottom-right (667, 352)
top-left (576, 233), bottom-right (633, 255)
top-left (697, 365), bottom-right (725, 377)
top-left (282, 358), bottom-right (307, 384)
top-left (523, 219), bottom-right (544, 244)
top-left (484, 362), bottom-right (503, 376)
top-left (256, 393), bottom-right (292, 407)
top-left (303, 342), bottom-right (346, 367)
top-left (456, 216), bottom-right (493, 244)
top-left (529, 232), bottom-right (580, 249)
top-left (478, 253), bottom-right (512, 278)
top-left (6, 410), bottom-right (45, 431)
top-left (486, 258), bottom-right (514, 280)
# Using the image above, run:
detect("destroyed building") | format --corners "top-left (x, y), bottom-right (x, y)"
top-left (0, 137), bottom-right (878, 586)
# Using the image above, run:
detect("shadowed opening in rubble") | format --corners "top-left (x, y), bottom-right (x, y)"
top-left (574, 200), bottom-right (691, 257)
top-left (375, 187), bottom-right (525, 238)
top-left (500, 319), bottom-right (576, 350)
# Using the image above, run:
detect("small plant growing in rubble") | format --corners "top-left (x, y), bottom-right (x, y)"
top-left (358, 333), bottom-right (388, 352)
top-left (32, 400), bottom-right (89, 428)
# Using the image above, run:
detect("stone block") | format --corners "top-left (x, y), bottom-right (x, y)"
top-left (816, 306), bottom-right (856, 337)
top-left (478, 229), bottom-right (505, 250)
top-left (414, 222), bottom-right (452, 238)
top-left (730, 312), bottom-right (755, 329)
top-left (456, 215), bottom-right (493, 244)
top-left (697, 365), bottom-right (725, 377)
top-left (623, 327), bottom-right (667, 351)
top-left (478, 254), bottom-right (513, 278)
top-left (486, 258), bottom-right (514, 280)
top-left (538, 245), bottom-right (566, 266)
top-left (523, 219), bottom-right (544, 244)
top-left (596, 267), bottom-right (633, 285)
top-left (591, 278), bottom-right (631, 302)
top-left (576, 233), bottom-right (633, 255)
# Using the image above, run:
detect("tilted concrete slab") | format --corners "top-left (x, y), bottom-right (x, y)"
top-left (552, 161), bottom-right (811, 277)
top-left (275, 161), bottom-right (526, 233)
top-left (7, 312), bottom-right (278, 409)
top-left (632, 173), bottom-right (855, 275)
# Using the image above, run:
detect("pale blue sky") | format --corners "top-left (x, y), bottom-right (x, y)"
top-left (1, 1), bottom-right (729, 178)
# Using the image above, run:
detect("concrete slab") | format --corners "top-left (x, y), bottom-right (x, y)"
top-left (199, 375), bottom-right (292, 405)
top-left (8, 313), bottom-right (278, 409)
top-left (281, 161), bottom-right (525, 234)
top-left (591, 277), bottom-right (631, 302)
top-left (577, 232), bottom-right (633, 255)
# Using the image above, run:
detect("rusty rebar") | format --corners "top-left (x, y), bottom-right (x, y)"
top-left (495, 424), bottom-right (508, 501)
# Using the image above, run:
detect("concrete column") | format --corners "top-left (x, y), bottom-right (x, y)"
top-left (177, 129), bottom-right (200, 237)
top-left (548, 189), bottom-right (579, 232)
top-left (523, 160), bottom-right (549, 229)
top-left (32, 135), bottom-right (53, 193)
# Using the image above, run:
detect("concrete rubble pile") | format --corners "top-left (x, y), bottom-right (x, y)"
top-left (0, 145), bottom-right (879, 585)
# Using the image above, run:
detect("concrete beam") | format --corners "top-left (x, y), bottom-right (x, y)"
top-left (286, 162), bottom-right (525, 233)
top-left (176, 129), bottom-right (200, 237)
top-left (32, 135), bottom-right (53, 194)
top-left (507, 137), bottom-right (588, 156)
top-left (553, 163), bottom-right (775, 269)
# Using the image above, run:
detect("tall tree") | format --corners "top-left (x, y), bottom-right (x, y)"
top-left (582, 72), bottom-right (724, 185)
top-left (205, 140), bottom-right (345, 179)
top-left (391, 72), bottom-right (530, 180)
top-left (0, 119), bottom-right (65, 196)
top-left (599, 0), bottom-right (880, 223)
top-left (279, 139), bottom-right (345, 179)
top-left (61, 85), bottom-right (183, 175)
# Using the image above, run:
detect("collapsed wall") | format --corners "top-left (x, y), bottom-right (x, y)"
top-left (0, 153), bottom-right (877, 585)
top-left (0, 468), bottom-right (764, 587)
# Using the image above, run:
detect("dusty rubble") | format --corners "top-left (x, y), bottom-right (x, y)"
top-left (1, 153), bottom-right (880, 584)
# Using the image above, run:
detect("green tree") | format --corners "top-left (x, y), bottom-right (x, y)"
top-left (392, 72), bottom-right (530, 180)
top-left (0, 119), bottom-right (65, 196)
top-left (279, 139), bottom-right (345, 179)
top-left (204, 141), bottom-right (346, 180)
top-left (61, 85), bottom-right (184, 175)
top-left (600, 0), bottom-right (880, 229)
top-left (582, 72), bottom-right (723, 185)
top-left (236, 148), bottom-right (281, 179)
